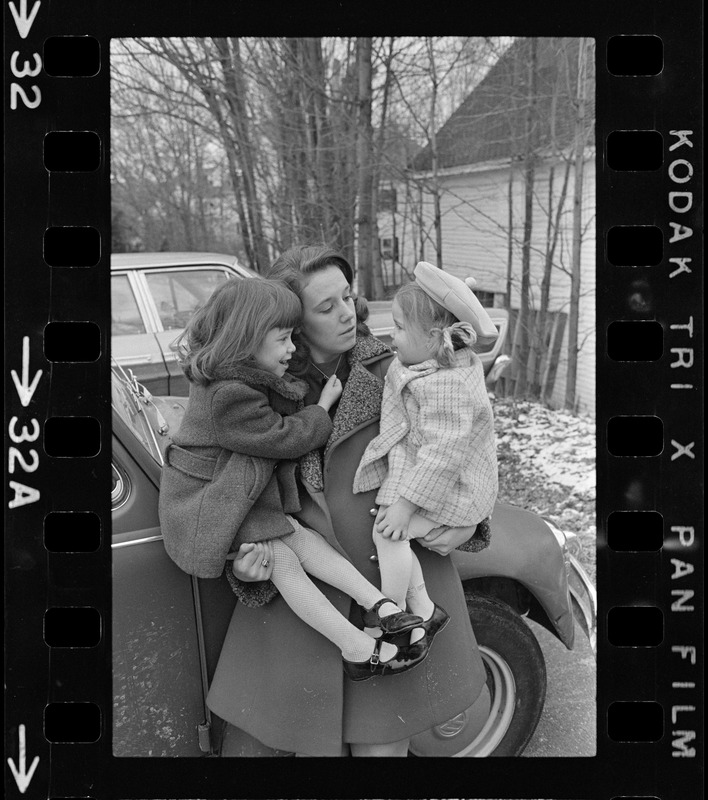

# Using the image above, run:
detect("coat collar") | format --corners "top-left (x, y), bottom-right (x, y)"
top-left (213, 363), bottom-right (308, 402)
top-left (386, 348), bottom-right (475, 393)
top-left (346, 332), bottom-right (392, 366)
top-left (298, 335), bottom-right (392, 490)
top-left (327, 335), bottom-right (392, 457)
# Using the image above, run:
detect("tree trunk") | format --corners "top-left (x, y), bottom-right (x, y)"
top-left (214, 37), bottom-right (270, 271)
top-left (427, 39), bottom-right (444, 269)
top-left (514, 38), bottom-right (538, 399)
top-left (356, 37), bottom-right (375, 297)
top-left (505, 162), bottom-right (514, 311)
top-left (565, 38), bottom-right (589, 411)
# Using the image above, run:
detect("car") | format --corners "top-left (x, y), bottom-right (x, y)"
top-left (111, 252), bottom-right (511, 396)
top-left (111, 252), bottom-right (256, 396)
top-left (111, 362), bottom-right (596, 757)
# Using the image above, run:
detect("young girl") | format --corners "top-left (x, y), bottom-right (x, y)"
top-left (354, 261), bottom-right (499, 646)
top-left (158, 277), bottom-right (429, 681)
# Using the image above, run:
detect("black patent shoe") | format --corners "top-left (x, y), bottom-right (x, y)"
top-left (361, 598), bottom-right (423, 635)
top-left (343, 637), bottom-right (430, 682)
top-left (420, 603), bottom-right (450, 646)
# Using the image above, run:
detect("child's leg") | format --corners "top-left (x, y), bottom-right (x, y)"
top-left (372, 528), bottom-right (413, 611)
top-left (405, 549), bottom-right (436, 643)
top-left (285, 524), bottom-right (400, 616)
top-left (269, 538), bottom-right (396, 663)
top-left (405, 549), bottom-right (436, 619)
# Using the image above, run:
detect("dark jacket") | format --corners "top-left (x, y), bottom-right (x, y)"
top-left (206, 335), bottom-right (488, 755)
top-left (158, 364), bottom-right (332, 579)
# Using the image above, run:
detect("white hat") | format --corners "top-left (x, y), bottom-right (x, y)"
top-left (413, 261), bottom-right (499, 342)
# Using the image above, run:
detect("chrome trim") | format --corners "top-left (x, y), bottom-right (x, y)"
top-left (567, 553), bottom-right (597, 655)
top-left (112, 535), bottom-right (164, 549)
top-left (543, 518), bottom-right (568, 549)
top-left (111, 463), bottom-right (131, 511)
top-left (130, 270), bottom-right (163, 332)
top-left (114, 354), bottom-right (153, 364)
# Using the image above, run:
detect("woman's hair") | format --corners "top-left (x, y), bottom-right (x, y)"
top-left (265, 245), bottom-right (371, 374)
top-left (173, 278), bottom-right (301, 385)
top-left (394, 282), bottom-right (477, 368)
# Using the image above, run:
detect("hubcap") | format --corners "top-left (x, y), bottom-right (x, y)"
top-left (466, 645), bottom-right (517, 756)
top-left (408, 645), bottom-right (517, 757)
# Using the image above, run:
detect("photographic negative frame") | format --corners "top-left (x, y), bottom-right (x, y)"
top-left (4, 1), bottom-right (702, 798)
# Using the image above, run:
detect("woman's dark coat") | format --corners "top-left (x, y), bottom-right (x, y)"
top-left (206, 336), bottom-right (488, 755)
top-left (159, 364), bottom-right (332, 578)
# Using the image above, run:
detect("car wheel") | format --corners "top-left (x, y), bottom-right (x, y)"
top-left (409, 592), bottom-right (547, 757)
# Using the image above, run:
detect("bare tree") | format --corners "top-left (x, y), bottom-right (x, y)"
top-left (565, 37), bottom-right (592, 410)
top-left (514, 37), bottom-right (539, 398)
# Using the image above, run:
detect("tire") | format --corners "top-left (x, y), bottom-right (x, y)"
top-left (409, 592), bottom-right (547, 757)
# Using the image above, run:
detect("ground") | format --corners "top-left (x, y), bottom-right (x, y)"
top-left (493, 397), bottom-right (596, 582)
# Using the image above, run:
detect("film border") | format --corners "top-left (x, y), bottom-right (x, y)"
top-left (3, 1), bottom-right (703, 798)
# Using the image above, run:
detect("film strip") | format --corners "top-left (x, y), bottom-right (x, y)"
top-left (4, 1), bottom-right (703, 798)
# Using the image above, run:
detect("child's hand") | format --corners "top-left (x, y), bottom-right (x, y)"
top-left (375, 499), bottom-right (417, 540)
top-left (317, 374), bottom-right (343, 411)
top-left (229, 542), bottom-right (274, 581)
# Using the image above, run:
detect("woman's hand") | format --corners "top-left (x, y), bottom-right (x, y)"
top-left (229, 542), bottom-right (274, 582)
top-left (418, 525), bottom-right (477, 556)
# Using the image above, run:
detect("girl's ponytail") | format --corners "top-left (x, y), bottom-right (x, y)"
top-left (429, 321), bottom-right (477, 367)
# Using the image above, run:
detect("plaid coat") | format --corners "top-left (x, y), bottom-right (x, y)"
top-left (353, 349), bottom-right (498, 527)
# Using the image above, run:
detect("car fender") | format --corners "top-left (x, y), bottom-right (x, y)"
top-left (451, 501), bottom-right (575, 649)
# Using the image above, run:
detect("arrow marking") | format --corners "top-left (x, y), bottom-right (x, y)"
top-left (9, 0), bottom-right (41, 39)
top-left (11, 337), bottom-right (42, 407)
top-left (7, 724), bottom-right (40, 794)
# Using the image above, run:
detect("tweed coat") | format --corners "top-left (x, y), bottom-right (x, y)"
top-left (206, 335), bottom-right (488, 755)
top-left (158, 364), bottom-right (332, 579)
top-left (354, 349), bottom-right (498, 527)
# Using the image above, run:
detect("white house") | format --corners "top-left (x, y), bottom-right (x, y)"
top-left (377, 38), bottom-right (596, 415)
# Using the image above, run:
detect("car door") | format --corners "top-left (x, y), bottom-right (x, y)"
top-left (111, 382), bottom-right (208, 756)
top-left (111, 271), bottom-right (170, 395)
top-left (140, 266), bottom-right (241, 396)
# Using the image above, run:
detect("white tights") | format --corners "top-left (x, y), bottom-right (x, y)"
top-left (269, 522), bottom-right (397, 663)
top-left (373, 519), bottom-right (436, 643)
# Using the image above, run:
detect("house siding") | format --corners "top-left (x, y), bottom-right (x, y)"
top-left (377, 156), bottom-right (596, 415)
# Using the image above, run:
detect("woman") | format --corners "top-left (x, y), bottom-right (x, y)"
top-left (206, 245), bottom-right (488, 756)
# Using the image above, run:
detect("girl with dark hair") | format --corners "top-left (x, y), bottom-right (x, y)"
top-left (207, 246), bottom-right (489, 757)
top-left (159, 278), bottom-right (429, 680)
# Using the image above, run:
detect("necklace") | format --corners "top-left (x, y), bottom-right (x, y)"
top-left (310, 354), bottom-right (343, 385)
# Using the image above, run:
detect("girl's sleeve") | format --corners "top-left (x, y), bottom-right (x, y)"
top-left (397, 375), bottom-right (475, 515)
top-left (212, 383), bottom-right (332, 459)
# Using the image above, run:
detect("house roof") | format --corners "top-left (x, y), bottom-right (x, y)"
top-left (411, 37), bottom-right (595, 172)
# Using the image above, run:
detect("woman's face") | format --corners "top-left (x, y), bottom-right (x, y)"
top-left (299, 266), bottom-right (357, 362)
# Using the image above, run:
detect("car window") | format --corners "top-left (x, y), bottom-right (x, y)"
top-left (145, 269), bottom-right (232, 330)
top-left (112, 275), bottom-right (147, 335)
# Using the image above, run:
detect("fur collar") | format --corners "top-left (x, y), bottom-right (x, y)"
top-left (213, 363), bottom-right (308, 402)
